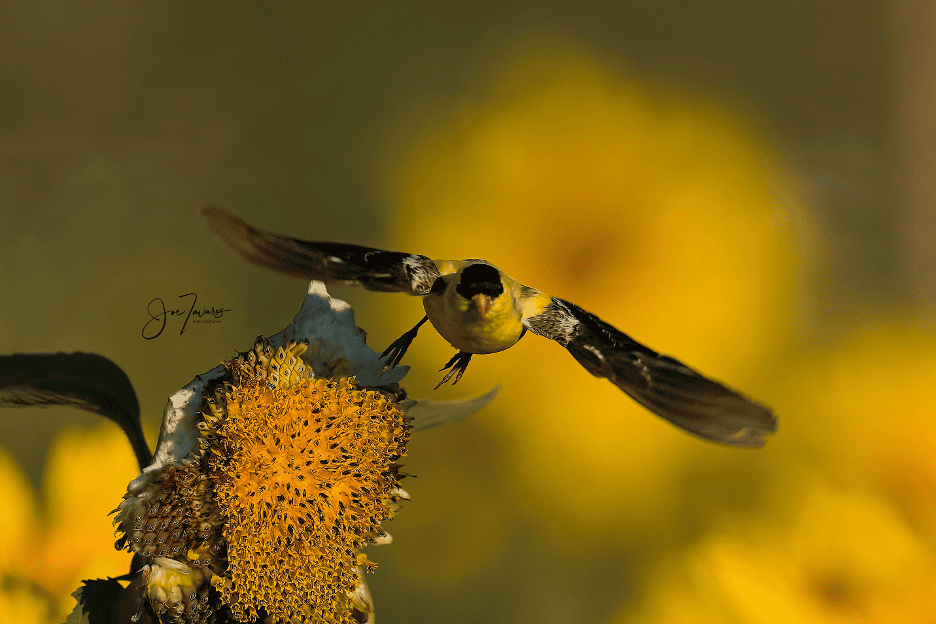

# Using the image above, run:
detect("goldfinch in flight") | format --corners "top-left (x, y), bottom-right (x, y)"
top-left (203, 206), bottom-right (776, 447)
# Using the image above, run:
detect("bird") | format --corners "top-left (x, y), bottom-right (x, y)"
top-left (203, 206), bottom-right (777, 447)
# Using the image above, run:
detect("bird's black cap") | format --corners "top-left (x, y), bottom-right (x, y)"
top-left (456, 263), bottom-right (504, 300)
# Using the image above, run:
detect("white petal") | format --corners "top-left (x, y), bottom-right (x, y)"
top-left (267, 281), bottom-right (408, 387)
top-left (350, 568), bottom-right (374, 622)
top-left (371, 528), bottom-right (392, 545)
top-left (408, 385), bottom-right (500, 432)
top-left (127, 366), bottom-right (225, 493)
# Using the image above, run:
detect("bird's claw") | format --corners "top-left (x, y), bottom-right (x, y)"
top-left (380, 316), bottom-right (429, 371)
top-left (435, 351), bottom-right (473, 389)
top-left (379, 334), bottom-right (412, 370)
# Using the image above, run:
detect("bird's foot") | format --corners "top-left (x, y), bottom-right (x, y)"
top-left (435, 351), bottom-right (473, 389)
top-left (380, 316), bottom-right (429, 370)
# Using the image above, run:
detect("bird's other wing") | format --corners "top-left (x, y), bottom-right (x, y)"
top-left (521, 296), bottom-right (777, 447)
top-left (203, 206), bottom-right (441, 295)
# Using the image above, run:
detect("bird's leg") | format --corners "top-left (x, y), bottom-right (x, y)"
top-left (380, 316), bottom-right (429, 369)
top-left (435, 351), bottom-right (473, 389)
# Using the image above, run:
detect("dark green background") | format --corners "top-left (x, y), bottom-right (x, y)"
top-left (1, 2), bottom-right (927, 623)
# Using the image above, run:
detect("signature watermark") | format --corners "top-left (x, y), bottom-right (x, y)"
top-left (142, 293), bottom-right (234, 340)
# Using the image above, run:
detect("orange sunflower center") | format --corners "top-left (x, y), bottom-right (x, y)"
top-left (207, 345), bottom-right (409, 623)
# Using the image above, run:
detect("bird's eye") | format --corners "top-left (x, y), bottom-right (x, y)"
top-left (429, 277), bottom-right (446, 294)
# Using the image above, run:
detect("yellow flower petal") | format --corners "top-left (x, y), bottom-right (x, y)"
top-left (0, 448), bottom-right (37, 568)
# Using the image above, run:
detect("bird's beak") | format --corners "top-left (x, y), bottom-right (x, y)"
top-left (471, 294), bottom-right (493, 317)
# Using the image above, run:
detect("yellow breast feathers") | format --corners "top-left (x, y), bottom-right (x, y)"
top-left (423, 261), bottom-right (525, 354)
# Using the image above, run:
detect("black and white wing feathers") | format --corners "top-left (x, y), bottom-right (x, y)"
top-left (203, 206), bottom-right (441, 295)
top-left (523, 297), bottom-right (777, 447)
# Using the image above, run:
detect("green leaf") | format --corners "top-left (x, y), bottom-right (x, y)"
top-left (64, 579), bottom-right (123, 624)
top-left (0, 353), bottom-right (151, 470)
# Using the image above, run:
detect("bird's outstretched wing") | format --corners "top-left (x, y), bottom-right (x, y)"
top-left (522, 297), bottom-right (777, 447)
top-left (203, 206), bottom-right (441, 295)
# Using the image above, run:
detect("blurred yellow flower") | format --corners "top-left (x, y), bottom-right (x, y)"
top-left (0, 448), bottom-right (49, 624)
top-left (0, 426), bottom-right (137, 624)
top-left (0, 448), bottom-right (38, 572)
top-left (380, 39), bottom-right (804, 543)
top-left (617, 481), bottom-right (936, 624)
top-left (777, 326), bottom-right (936, 544)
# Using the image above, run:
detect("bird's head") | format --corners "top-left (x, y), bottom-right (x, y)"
top-left (455, 262), bottom-right (504, 317)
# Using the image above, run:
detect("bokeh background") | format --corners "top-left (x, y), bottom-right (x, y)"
top-left (1, 2), bottom-right (933, 623)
